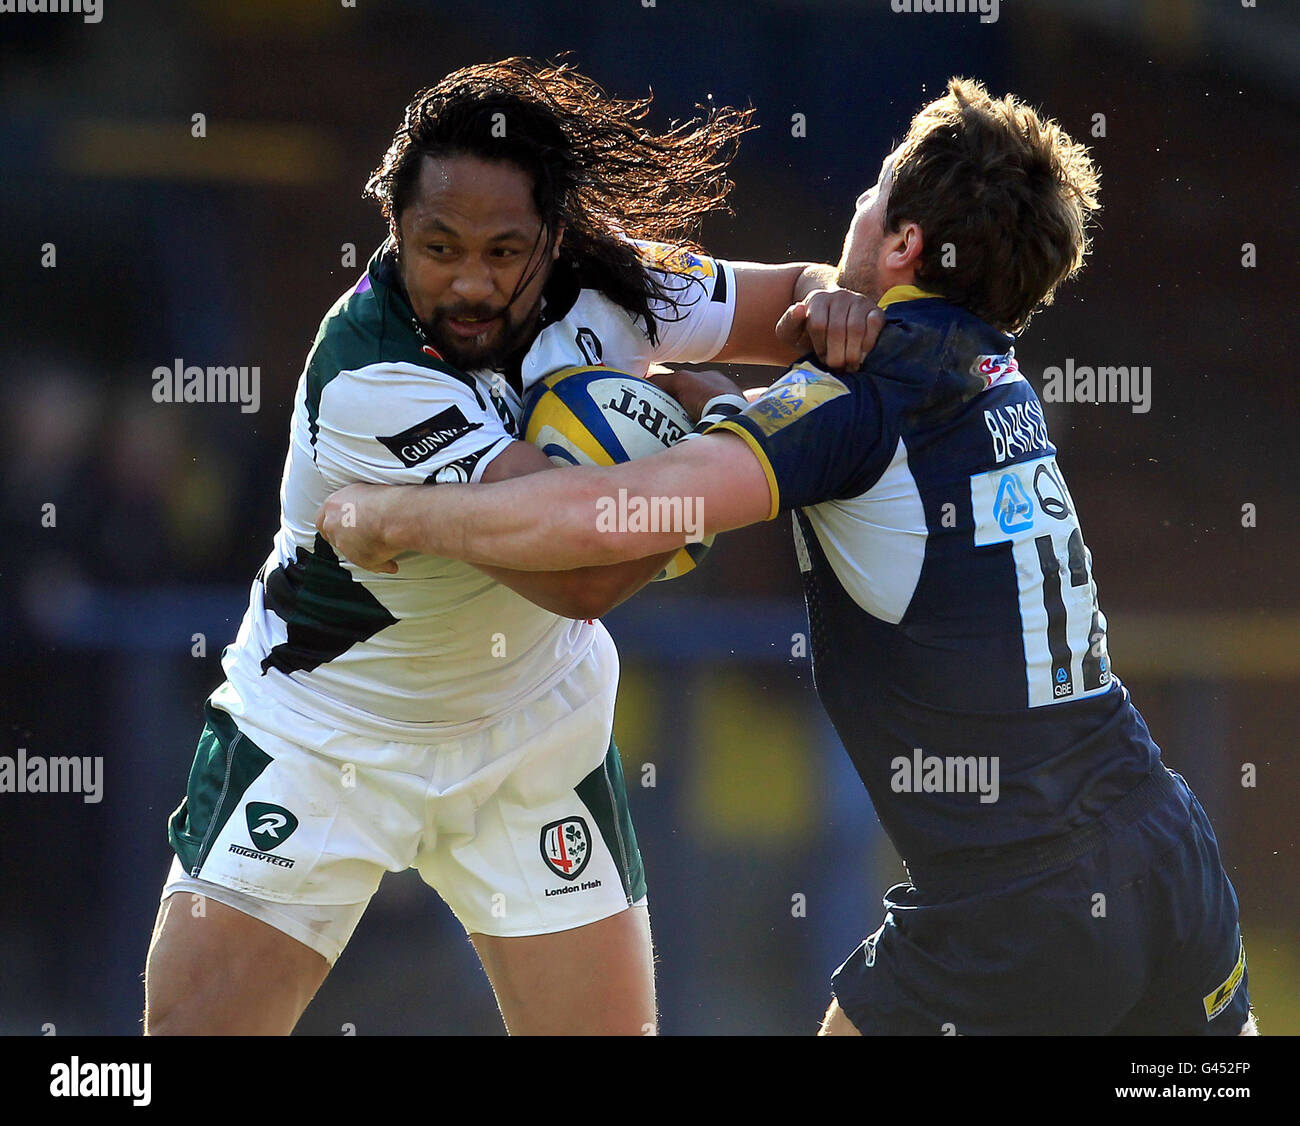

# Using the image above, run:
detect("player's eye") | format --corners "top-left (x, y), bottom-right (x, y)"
top-left (427, 244), bottom-right (455, 256)
top-left (489, 246), bottom-right (522, 259)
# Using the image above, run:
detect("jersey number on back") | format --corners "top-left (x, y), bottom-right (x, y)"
top-left (971, 454), bottom-right (1111, 708)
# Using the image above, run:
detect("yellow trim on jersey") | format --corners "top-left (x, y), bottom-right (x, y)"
top-left (878, 284), bottom-right (944, 309)
top-left (1202, 941), bottom-right (1246, 1021)
top-left (708, 420), bottom-right (780, 522)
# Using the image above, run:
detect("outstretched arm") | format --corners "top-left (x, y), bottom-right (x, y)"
top-left (316, 431), bottom-right (774, 574)
top-left (715, 262), bottom-right (880, 371)
top-left (467, 439), bottom-right (675, 617)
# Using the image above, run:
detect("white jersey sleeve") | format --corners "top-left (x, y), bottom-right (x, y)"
top-left (631, 241), bottom-right (737, 365)
top-left (312, 362), bottom-right (515, 491)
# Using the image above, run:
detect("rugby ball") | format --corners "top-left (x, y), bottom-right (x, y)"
top-left (520, 365), bottom-right (713, 581)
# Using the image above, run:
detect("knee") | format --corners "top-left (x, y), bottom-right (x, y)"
top-left (818, 998), bottom-right (862, 1036)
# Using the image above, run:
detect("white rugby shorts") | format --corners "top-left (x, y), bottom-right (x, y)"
top-left (161, 628), bottom-right (646, 964)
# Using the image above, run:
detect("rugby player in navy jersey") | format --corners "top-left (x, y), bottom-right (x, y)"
top-left (318, 78), bottom-right (1255, 1036)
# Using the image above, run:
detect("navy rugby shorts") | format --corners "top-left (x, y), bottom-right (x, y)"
top-left (831, 766), bottom-right (1250, 1035)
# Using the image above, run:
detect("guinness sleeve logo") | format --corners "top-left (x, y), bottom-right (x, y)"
top-left (376, 406), bottom-right (483, 468)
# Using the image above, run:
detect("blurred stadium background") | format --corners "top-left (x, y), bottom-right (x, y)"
top-left (1, 0), bottom-right (1296, 1035)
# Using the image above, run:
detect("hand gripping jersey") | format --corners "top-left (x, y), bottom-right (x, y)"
top-left (710, 287), bottom-right (1161, 868)
top-left (222, 240), bottom-right (735, 741)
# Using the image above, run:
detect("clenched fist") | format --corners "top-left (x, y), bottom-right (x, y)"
top-left (776, 287), bottom-right (885, 372)
top-left (315, 483), bottom-right (400, 574)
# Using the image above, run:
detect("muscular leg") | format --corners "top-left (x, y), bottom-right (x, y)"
top-left (470, 904), bottom-right (655, 1035)
top-left (144, 892), bottom-right (330, 1035)
top-left (816, 999), bottom-right (1259, 1036)
top-left (818, 997), bottom-right (862, 1036)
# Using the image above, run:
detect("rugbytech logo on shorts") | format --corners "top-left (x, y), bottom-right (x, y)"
top-left (227, 802), bottom-right (300, 869)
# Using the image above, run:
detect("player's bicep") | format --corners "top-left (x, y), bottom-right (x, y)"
top-left (710, 262), bottom-right (808, 366)
top-left (705, 362), bottom-right (891, 512)
top-left (472, 439), bottom-right (673, 614)
top-left (478, 438), bottom-right (555, 482)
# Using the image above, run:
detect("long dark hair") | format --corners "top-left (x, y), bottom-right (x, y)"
top-left (364, 57), bottom-right (754, 344)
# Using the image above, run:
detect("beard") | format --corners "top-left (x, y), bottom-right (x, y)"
top-left (835, 229), bottom-right (883, 304)
top-left (835, 260), bottom-right (873, 300)
top-left (421, 294), bottom-right (543, 372)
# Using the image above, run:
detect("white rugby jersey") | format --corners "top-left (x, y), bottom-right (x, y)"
top-left (517, 240), bottom-right (736, 392)
top-left (221, 239), bottom-right (735, 740)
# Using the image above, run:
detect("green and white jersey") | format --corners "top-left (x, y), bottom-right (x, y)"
top-left (515, 240), bottom-right (736, 391)
top-left (223, 241), bottom-right (735, 740)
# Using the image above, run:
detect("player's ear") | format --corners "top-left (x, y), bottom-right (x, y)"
top-left (551, 221), bottom-right (566, 260)
top-left (885, 221), bottom-right (924, 273)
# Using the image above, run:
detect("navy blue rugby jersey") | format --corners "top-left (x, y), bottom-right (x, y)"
top-left (709, 286), bottom-right (1161, 867)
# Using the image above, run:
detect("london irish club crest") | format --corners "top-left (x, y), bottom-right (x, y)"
top-left (540, 817), bottom-right (591, 881)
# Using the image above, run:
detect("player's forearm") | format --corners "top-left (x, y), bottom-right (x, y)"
top-left (377, 469), bottom-right (687, 571)
top-left (716, 261), bottom-right (836, 365)
top-left (474, 551), bottom-right (677, 618)
top-left (318, 436), bottom-right (768, 573)
top-left (793, 263), bottom-right (839, 302)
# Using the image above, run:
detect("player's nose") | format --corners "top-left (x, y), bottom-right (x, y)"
top-left (449, 259), bottom-right (494, 302)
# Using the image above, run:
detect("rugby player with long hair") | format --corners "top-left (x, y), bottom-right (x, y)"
top-left (144, 58), bottom-right (879, 1036)
top-left (320, 78), bottom-right (1256, 1035)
